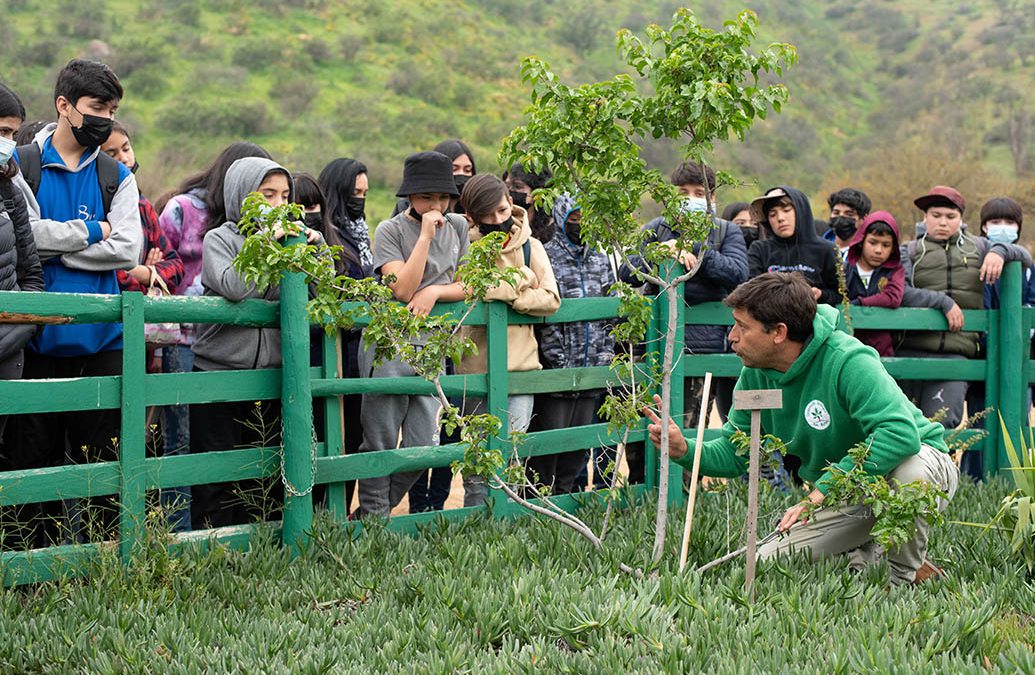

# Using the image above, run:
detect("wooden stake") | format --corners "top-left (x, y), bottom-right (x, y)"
top-left (732, 389), bottom-right (782, 602)
top-left (678, 371), bottom-right (713, 572)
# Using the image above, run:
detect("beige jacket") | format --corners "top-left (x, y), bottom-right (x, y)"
top-left (458, 206), bottom-right (560, 374)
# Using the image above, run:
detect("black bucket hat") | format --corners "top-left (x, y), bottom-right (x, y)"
top-left (396, 151), bottom-right (460, 198)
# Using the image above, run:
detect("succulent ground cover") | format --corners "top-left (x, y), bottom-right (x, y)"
top-left (1, 479), bottom-right (1032, 673)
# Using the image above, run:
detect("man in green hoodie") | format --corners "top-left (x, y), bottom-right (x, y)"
top-left (645, 272), bottom-right (959, 585)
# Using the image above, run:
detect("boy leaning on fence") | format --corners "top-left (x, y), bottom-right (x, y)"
top-left (356, 151), bottom-right (470, 518)
top-left (3, 59), bottom-right (141, 547)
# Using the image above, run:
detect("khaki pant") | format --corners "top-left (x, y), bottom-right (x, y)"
top-left (758, 444), bottom-right (960, 585)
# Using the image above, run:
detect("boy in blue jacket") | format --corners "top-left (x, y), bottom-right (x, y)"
top-left (4, 59), bottom-right (141, 546)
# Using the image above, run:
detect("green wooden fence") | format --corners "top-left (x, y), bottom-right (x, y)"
top-left (0, 262), bottom-right (1030, 586)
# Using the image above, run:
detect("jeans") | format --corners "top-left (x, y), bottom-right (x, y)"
top-left (160, 344), bottom-right (193, 532)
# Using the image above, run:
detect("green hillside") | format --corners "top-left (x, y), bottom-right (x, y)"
top-left (2, 0), bottom-right (1034, 229)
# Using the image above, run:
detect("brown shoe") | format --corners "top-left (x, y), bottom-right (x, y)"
top-left (912, 559), bottom-right (946, 584)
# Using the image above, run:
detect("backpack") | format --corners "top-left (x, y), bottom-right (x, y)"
top-left (16, 143), bottom-right (120, 218)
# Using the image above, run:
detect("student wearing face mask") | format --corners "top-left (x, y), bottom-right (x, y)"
top-left (4, 60), bottom-right (142, 547)
top-left (0, 84), bottom-right (43, 458)
top-left (823, 188), bottom-right (872, 261)
top-left (530, 194), bottom-right (617, 495)
top-left (620, 161), bottom-right (748, 432)
top-left (504, 163), bottom-right (554, 244)
top-left (962, 197), bottom-right (1035, 480)
top-left (455, 174), bottom-right (560, 506)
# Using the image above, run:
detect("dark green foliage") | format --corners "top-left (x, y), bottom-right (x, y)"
top-left (1, 482), bottom-right (1031, 671)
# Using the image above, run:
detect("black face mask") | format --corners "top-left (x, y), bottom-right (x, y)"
top-left (407, 207), bottom-right (421, 222)
top-left (454, 173), bottom-right (471, 196)
top-left (345, 197), bottom-right (365, 221)
top-left (740, 225), bottom-right (759, 241)
top-left (130, 161), bottom-right (139, 174)
top-left (510, 190), bottom-right (530, 210)
top-left (304, 212), bottom-right (324, 231)
top-left (564, 220), bottom-right (583, 246)
top-left (830, 216), bottom-right (858, 242)
top-left (478, 215), bottom-right (514, 236)
top-left (70, 108), bottom-right (113, 148)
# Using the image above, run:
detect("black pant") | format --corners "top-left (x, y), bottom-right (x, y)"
top-left (189, 390), bottom-right (282, 530)
top-left (1, 350), bottom-right (122, 550)
top-left (526, 393), bottom-right (598, 495)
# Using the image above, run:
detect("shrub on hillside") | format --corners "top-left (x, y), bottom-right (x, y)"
top-left (157, 100), bottom-right (271, 137)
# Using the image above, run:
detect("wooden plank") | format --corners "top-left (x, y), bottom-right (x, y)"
top-left (1, 524), bottom-right (276, 587)
top-left (310, 372), bottom-right (486, 398)
top-left (143, 369), bottom-right (282, 406)
top-left (849, 306), bottom-right (990, 331)
top-left (733, 389), bottom-right (783, 410)
top-left (508, 366), bottom-right (615, 395)
top-left (682, 354), bottom-right (744, 377)
top-left (143, 447), bottom-right (280, 488)
top-left (0, 377), bottom-right (121, 414)
top-left (882, 357), bottom-right (987, 381)
top-left (322, 331), bottom-right (347, 519)
top-left (484, 301), bottom-right (511, 514)
top-left (143, 294), bottom-right (278, 326)
top-left (0, 462), bottom-right (121, 505)
top-left (0, 290), bottom-right (120, 322)
top-left (507, 297), bottom-right (622, 325)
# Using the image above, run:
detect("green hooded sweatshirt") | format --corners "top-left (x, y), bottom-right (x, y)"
top-left (675, 304), bottom-right (949, 493)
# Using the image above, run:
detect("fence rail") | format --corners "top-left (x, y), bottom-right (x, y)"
top-left (0, 262), bottom-right (1031, 586)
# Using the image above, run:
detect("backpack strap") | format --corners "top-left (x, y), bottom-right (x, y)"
top-left (94, 151), bottom-right (120, 218)
top-left (16, 143), bottom-right (42, 197)
top-left (522, 239), bottom-right (531, 267)
top-left (15, 143), bottom-right (120, 218)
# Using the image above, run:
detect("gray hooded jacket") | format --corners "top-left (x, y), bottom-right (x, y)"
top-left (192, 157), bottom-right (301, 371)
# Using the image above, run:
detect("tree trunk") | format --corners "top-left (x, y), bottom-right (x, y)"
top-left (651, 281), bottom-right (680, 564)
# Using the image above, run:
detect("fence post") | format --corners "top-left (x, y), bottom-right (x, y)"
top-left (665, 273), bottom-right (686, 508)
top-left (119, 292), bottom-right (147, 564)
top-left (280, 235), bottom-right (314, 553)
top-left (996, 261), bottom-right (1024, 475)
top-left (484, 301), bottom-right (511, 514)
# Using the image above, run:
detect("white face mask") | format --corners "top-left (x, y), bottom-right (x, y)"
top-left (680, 196), bottom-right (710, 214)
top-left (986, 223), bottom-right (1019, 244)
top-left (0, 136), bottom-right (16, 166)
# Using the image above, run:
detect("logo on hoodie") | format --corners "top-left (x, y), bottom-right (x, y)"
top-left (804, 399), bottom-right (831, 430)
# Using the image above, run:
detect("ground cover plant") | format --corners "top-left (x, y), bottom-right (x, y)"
top-left (0, 480), bottom-right (1032, 673)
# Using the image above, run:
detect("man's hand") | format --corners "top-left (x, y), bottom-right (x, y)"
top-left (944, 302), bottom-right (964, 332)
top-left (643, 393), bottom-right (688, 459)
top-left (99, 221), bottom-right (112, 240)
top-left (979, 250), bottom-right (1005, 284)
top-left (420, 210), bottom-right (445, 240)
top-left (407, 285), bottom-right (440, 316)
top-left (778, 488), bottom-right (825, 532)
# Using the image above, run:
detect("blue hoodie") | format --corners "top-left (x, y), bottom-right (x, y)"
top-left (13, 125), bottom-right (142, 356)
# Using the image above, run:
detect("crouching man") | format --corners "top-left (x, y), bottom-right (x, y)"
top-left (645, 272), bottom-right (959, 585)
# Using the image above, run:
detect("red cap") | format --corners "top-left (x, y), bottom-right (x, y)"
top-left (914, 186), bottom-right (965, 214)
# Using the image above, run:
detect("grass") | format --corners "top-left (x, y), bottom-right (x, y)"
top-left (0, 478), bottom-right (1032, 672)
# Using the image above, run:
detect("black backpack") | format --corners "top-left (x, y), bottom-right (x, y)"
top-left (16, 143), bottom-right (120, 218)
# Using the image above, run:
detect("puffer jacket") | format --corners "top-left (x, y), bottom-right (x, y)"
top-left (0, 176), bottom-right (44, 360)
top-left (900, 229), bottom-right (1032, 357)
